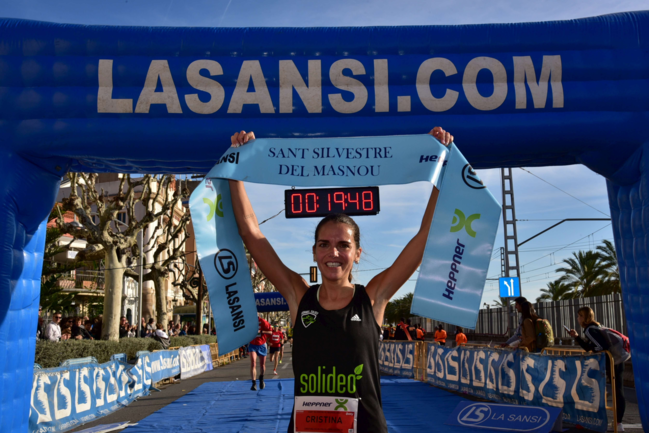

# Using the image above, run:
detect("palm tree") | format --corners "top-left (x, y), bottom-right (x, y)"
top-left (536, 279), bottom-right (575, 302)
top-left (556, 250), bottom-right (608, 297)
top-left (596, 240), bottom-right (621, 294)
top-left (492, 297), bottom-right (510, 308)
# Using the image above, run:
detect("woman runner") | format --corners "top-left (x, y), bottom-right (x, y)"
top-left (229, 126), bottom-right (453, 433)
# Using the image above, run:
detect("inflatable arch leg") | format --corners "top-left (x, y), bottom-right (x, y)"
top-left (0, 152), bottom-right (61, 433)
top-left (607, 147), bottom-right (649, 427)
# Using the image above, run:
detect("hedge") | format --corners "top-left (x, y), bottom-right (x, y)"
top-left (35, 335), bottom-right (218, 369)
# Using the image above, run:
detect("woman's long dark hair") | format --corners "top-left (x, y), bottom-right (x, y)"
top-left (521, 301), bottom-right (540, 322)
top-left (314, 214), bottom-right (360, 283)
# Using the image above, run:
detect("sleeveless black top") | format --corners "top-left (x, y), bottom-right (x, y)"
top-left (288, 284), bottom-right (387, 433)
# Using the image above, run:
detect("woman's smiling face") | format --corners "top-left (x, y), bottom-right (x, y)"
top-left (314, 222), bottom-right (361, 283)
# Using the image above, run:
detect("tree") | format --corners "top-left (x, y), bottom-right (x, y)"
top-left (59, 173), bottom-right (185, 340)
top-left (536, 279), bottom-right (575, 302)
top-left (172, 255), bottom-right (208, 334)
top-left (556, 250), bottom-right (608, 298)
top-left (384, 293), bottom-right (414, 325)
top-left (596, 239), bottom-right (621, 294)
top-left (139, 187), bottom-right (190, 330)
top-left (492, 297), bottom-right (510, 308)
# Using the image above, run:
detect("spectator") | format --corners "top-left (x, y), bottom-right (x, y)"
top-left (44, 312), bottom-right (62, 341)
top-left (119, 316), bottom-right (129, 338)
top-left (179, 323), bottom-right (188, 336)
top-left (146, 318), bottom-right (156, 337)
top-left (152, 323), bottom-right (170, 349)
top-left (188, 325), bottom-right (197, 335)
top-left (91, 318), bottom-right (102, 340)
top-left (434, 325), bottom-right (447, 346)
top-left (81, 320), bottom-right (95, 340)
top-left (382, 326), bottom-right (390, 341)
top-left (389, 326), bottom-right (395, 340)
top-left (570, 307), bottom-right (630, 431)
top-left (520, 302), bottom-right (540, 352)
top-left (394, 318), bottom-right (410, 341)
top-left (36, 306), bottom-right (44, 339)
top-left (60, 327), bottom-right (72, 341)
top-left (455, 326), bottom-right (467, 346)
top-left (140, 317), bottom-right (147, 338)
top-left (71, 317), bottom-right (89, 340)
top-left (416, 325), bottom-right (425, 341)
top-left (501, 296), bottom-right (528, 348)
top-left (407, 320), bottom-right (417, 340)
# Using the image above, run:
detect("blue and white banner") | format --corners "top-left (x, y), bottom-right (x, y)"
top-left (255, 292), bottom-right (290, 312)
top-left (378, 341), bottom-right (416, 378)
top-left (191, 135), bottom-right (500, 352)
top-left (179, 346), bottom-right (210, 380)
top-left (379, 342), bottom-right (608, 432)
top-left (149, 350), bottom-right (180, 383)
top-left (29, 357), bottom-right (152, 433)
top-left (200, 345), bottom-right (214, 372)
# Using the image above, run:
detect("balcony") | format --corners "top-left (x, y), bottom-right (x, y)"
top-left (56, 271), bottom-right (105, 293)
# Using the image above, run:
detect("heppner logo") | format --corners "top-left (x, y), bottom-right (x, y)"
top-left (450, 209), bottom-right (480, 238)
top-left (301, 402), bottom-right (333, 408)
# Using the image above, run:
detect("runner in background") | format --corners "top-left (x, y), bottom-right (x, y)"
top-left (382, 326), bottom-right (390, 341)
top-left (278, 326), bottom-right (287, 363)
top-left (407, 320), bottom-right (418, 340)
top-left (434, 325), bottom-right (447, 346)
top-left (249, 315), bottom-right (273, 390)
top-left (389, 326), bottom-right (395, 340)
top-left (569, 306), bottom-right (630, 432)
top-left (394, 318), bottom-right (410, 341)
top-left (455, 326), bottom-right (467, 346)
top-left (269, 326), bottom-right (283, 375)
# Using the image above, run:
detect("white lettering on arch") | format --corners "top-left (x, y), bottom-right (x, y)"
top-left (135, 60), bottom-right (183, 113)
top-left (462, 57), bottom-right (508, 111)
top-left (514, 55), bottom-right (564, 109)
top-left (416, 58), bottom-right (459, 112)
top-left (185, 60), bottom-right (225, 114)
top-left (228, 60), bottom-right (275, 114)
top-left (97, 59), bottom-right (133, 113)
top-left (280, 60), bottom-right (322, 113)
top-left (328, 59), bottom-right (368, 114)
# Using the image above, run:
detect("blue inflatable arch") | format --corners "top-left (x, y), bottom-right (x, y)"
top-left (1, 11), bottom-right (648, 431)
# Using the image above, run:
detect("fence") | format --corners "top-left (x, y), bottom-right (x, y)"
top-left (410, 293), bottom-right (627, 337)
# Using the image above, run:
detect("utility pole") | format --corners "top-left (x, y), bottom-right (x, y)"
top-left (501, 168), bottom-right (522, 337)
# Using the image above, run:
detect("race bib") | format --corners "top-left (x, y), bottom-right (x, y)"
top-left (294, 396), bottom-right (359, 433)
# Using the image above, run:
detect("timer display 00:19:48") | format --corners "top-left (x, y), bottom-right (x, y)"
top-left (284, 187), bottom-right (380, 218)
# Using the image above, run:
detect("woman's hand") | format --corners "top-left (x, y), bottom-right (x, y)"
top-left (569, 329), bottom-right (579, 338)
top-left (428, 126), bottom-right (453, 146)
top-left (231, 130), bottom-right (255, 147)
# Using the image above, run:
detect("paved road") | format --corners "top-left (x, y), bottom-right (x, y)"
top-left (70, 345), bottom-right (295, 432)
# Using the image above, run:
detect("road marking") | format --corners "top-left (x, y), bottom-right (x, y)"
top-left (281, 357), bottom-right (292, 369)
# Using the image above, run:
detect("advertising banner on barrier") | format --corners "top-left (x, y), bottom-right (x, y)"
top-left (29, 358), bottom-right (151, 433)
top-left (200, 345), bottom-right (214, 372)
top-left (379, 342), bottom-right (607, 432)
top-left (148, 350), bottom-right (180, 383)
top-left (255, 292), bottom-right (290, 312)
top-left (179, 346), bottom-right (210, 379)
top-left (378, 341), bottom-right (416, 378)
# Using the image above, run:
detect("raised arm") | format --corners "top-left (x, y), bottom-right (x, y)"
top-left (366, 127), bottom-right (453, 319)
top-left (228, 131), bottom-right (309, 322)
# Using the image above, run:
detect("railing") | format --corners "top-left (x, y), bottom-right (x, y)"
top-left (56, 271), bottom-right (105, 292)
top-left (542, 346), bottom-right (619, 433)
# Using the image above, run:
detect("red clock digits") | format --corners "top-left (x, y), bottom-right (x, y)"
top-left (362, 191), bottom-right (373, 210)
top-left (291, 193), bottom-right (303, 213)
top-left (305, 193), bottom-right (317, 213)
top-left (333, 192), bottom-right (346, 210)
top-left (347, 192), bottom-right (359, 210)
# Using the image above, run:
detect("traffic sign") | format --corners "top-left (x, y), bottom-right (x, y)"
top-left (499, 277), bottom-right (520, 298)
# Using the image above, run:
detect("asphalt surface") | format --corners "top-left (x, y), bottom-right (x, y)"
top-left (70, 344), bottom-right (645, 433)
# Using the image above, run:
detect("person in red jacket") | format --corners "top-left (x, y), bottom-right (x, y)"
top-left (249, 315), bottom-right (273, 391)
top-left (270, 326), bottom-right (284, 375)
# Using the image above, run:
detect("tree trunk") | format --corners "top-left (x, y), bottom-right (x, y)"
top-left (142, 286), bottom-right (155, 321)
top-left (102, 247), bottom-right (125, 341)
top-left (152, 268), bottom-right (169, 330)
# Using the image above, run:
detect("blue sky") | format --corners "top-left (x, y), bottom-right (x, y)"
top-left (2, 0), bottom-right (642, 307)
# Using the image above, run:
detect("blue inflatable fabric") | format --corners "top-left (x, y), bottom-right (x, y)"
top-left (1, 11), bottom-right (649, 432)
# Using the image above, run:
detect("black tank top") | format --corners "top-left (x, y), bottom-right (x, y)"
top-left (288, 284), bottom-right (387, 433)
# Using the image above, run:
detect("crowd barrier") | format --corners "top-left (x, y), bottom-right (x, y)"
top-left (379, 341), bottom-right (609, 433)
top-left (28, 343), bottom-right (241, 433)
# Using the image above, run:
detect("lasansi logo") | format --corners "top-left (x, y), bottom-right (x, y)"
top-left (300, 364), bottom-right (363, 395)
top-left (450, 209), bottom-right (480, 237)
top-left (203, 194), bottom-right (224, 221)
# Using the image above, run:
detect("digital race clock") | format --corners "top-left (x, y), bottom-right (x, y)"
top-left (284, 187), bottom-right (380, 218)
